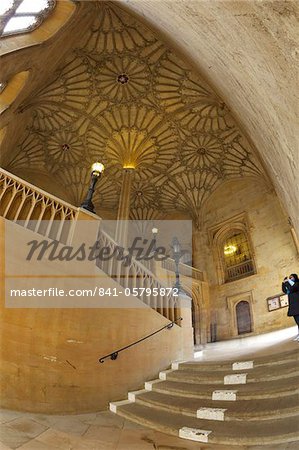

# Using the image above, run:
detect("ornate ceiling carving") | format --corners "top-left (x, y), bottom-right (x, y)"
top-left (3, 1), bottom-right (265, 222)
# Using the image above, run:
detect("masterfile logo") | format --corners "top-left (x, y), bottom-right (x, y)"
top-left (5, 219), bottom-right (192, 308)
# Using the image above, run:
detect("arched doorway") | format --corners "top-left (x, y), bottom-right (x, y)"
top-left (236, 300), bottom-right (252, 334)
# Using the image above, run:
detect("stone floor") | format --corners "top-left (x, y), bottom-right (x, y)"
top-left (1, 326), bottom-right (298, 450)
top-left (194, 325), bottom-right (299, 361)
top-left (1, 408), bottom-right (298, 450)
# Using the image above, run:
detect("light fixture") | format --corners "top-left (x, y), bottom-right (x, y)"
top-left (224, 244), bottom-right (237, 255)
top-left (91, 161), bottom-right (105, 176)
top-left (80, 162), bottom-right (105, 214)
top-left (123, 164), bottom-right (135, 169)
top-left (151, 227), bottom-right (158, 252)
top-left (172, 236), bottom-right (181, 255)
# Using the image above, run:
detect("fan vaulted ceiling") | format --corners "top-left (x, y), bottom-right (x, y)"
top-left (1, 1), bottom-right (266, 222)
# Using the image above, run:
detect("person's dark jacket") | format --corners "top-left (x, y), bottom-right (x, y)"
top-left (282, 276), bottom-right (299, 316)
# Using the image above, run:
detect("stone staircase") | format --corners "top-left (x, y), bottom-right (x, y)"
top-left (110, 347), bottom-right (299, 445)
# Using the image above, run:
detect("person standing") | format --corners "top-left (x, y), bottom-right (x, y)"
top-left (282, 274), bottom-right (299, 341)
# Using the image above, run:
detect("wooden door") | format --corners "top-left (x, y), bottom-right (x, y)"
top-left (236, 301), bottom-right (252, 334)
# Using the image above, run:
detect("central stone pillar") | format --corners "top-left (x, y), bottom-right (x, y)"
top-left (192, 222), bottom-right (210, 345)
top-left (192, 222), bottom-right (202, 271)
top-left (115, 168), bottom-right (134, 247)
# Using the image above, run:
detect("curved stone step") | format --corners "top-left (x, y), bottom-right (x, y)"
top-left (149, 375), bottom-right (299, 400)
top-left (132, 390), bottom-right (299, 421)
top-left (110, 342), bottom-right (299, 443)
top-left (112, 402), bottom-right (299, 445)
top-left (178, 348), bottom-right (299, 372)
top-left (163, 361), bottom-right (299, 385)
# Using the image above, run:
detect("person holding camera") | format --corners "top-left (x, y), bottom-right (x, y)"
top-left (282, 274), bottom-right (299, 341)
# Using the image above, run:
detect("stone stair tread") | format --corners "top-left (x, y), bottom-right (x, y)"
top-left (111, 343), bottom-right (299, 443)
top-left (167, 362), bottom-right (299, 383)
top-left (115, 402), bottom-right (299, 444)
top-left (151, 376), bottom-right (299, 398)
top-left (181, 348), bottom-right (299, 371)
top-left (134, 390), bottom-right (299, 419)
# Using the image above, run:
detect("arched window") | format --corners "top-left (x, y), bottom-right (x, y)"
top-left (0, 0), bottom-right (55, 37)
top-left (222, 230), bottom-right (255, 282)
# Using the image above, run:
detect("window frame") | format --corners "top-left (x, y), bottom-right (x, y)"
top-left (222, 229), bottom-right (255, 283)
top-left (209, 212), bottom-right (257, 285)
top-left (0, 0), bottom-right (56, 38)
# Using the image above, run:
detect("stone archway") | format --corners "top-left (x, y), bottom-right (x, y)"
top-left (226, 291), bottom-right (254, 337)
top-left (182, 280), bottom-right (210, 346)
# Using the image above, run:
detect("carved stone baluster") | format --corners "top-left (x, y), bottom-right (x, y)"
top-left (115, 256), bottom-right (122, 285)
top-left (65, 210), bottom-right (78, 245)
top-left (136, 267), bottom-right (143, 295)
top-left (12, 187), bottom-right (28, 221)
top-left (107, 241), bottom-right (114, 277)
top-left (34, 197), bottom-right (50, 233)
top-left (143, 275), bottom-right (151, 307)
top-left (156, 292), bottom-right (163, 315)
top-left (0, 177), bottom-right (13, 203)
top-left (149, 280), bottom-right (157, 311)
top-left (2, 185), bottom-right (18, 218)
top-left (55, 209), bottom-right (66, 242)
top-left (0, 179), bottom-right (7, 203)
top-left (163, 294), bottom-right (170, 321)
top-left (23, 195), bottom-right (38, 228)
top-left (122, 261), bottom-right (130, 289)
top-left (102, 236), bottom-right (111, 274)
top-left (130, 264), bottom-right (137, 291)
top-left (168, 296), bottom-right (175, 322)
top-left (44, 204), bottom-right (57, 239)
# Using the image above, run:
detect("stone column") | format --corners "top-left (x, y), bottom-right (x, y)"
top-left (192, 222), bottom-right (203, 270)
top-left (115, 168), bottom-right (134, 247)
top-left (192, 222), bottom-right (211, 344)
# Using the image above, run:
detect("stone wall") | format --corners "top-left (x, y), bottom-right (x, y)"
top-left (193, 177), bottom-right (298, 340)
top-left (0, 217), bottom-right (193, 413)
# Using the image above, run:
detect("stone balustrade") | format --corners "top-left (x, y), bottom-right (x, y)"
top-left (0, 167), bottom-right (186, 324)
top-left (0, 167), bottom-right (78, 243)
top-left (161, 257), bottom-right (205, 282)
top-left (226, 259), bottom-right (255, 282)
top-left (96, 228), bottom-right (183, 323)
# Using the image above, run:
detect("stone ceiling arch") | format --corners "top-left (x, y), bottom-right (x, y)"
top-left (1, 1), bottom-right (269, 222)
top-left (119, 0), bottom-right (298, 233)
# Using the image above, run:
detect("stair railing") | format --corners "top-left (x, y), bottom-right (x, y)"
top-left (1, 168), bottom-right (188, 325)
top-left (96, 228), bottom-right (183, 323)
top-left (99, 317), bottom-right (183, 363)
top-left (161, 257), bottom-right (204, 281)
top-left (0, 168), bottom-right (77, 243)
